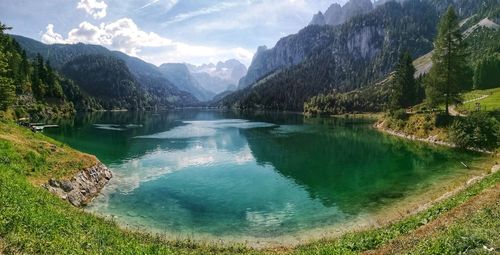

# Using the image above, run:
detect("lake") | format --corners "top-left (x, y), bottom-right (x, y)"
top-left (44, 110), bottom-right (486, 245)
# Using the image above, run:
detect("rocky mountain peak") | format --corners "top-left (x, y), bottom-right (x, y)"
top-left (310, 0), bottom-right (373, 26)
top-left (310, 11), bottom-right (326, 26)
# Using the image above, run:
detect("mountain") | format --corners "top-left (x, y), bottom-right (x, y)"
top-left (158, 63), bottom-right (214, 101)
top-left (11, 35), bottom-right (198, 109)
top-left (310, 12), bottom-right (326, 26)
top-left (61, 55), bottom-right (148, 110)
top-left (221, 0), bottom-right (439, 110)
top-left (243, 0), bottom-right (374, 90)
top-left (221, 0), bottom-right (498, 111)
top-left (309, 0), bottom-right (374, 26)
top-left (187, 59), bottom-right (247, 94)
top-left (325, 0), bottom-right (373, 26)
top-left (237, 27), bottom-right (331, 90)
top-left (374, 0), bottom-right (405, 7)
top-left (305, 17), bottom-right (500, 115)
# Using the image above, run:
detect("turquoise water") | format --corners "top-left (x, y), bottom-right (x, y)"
top-left (44, 111), bottom-right (485, 243)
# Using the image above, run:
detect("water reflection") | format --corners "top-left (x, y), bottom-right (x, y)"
top-left (43, 111), bottom-right (483, 238)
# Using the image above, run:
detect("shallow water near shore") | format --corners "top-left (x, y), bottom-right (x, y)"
top-left (44, 110), bottom-right (488, 245)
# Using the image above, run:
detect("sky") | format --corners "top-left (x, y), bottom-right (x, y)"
top-left (0, 0), bottom-right (348, 66)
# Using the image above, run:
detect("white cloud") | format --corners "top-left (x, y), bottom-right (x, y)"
top-left (40, 24), bottom-right (66, 44)
top-left (41, 19), bottom-right (253, 65)
top-left (77, 0), bottom-right (108, 19)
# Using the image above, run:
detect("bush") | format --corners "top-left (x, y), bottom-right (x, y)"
top-left (449, 111), bottom-right (500, 150)
top-left (389, 109), bottom-right (408, 120)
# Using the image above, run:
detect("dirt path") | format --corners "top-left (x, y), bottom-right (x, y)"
top-left (448, 94), bottom-right (490, 117)
top-left (362, 183), bottom-right (499, 255)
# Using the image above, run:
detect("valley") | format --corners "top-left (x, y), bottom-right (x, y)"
top-left (0, 0), bottom-right (499, 254)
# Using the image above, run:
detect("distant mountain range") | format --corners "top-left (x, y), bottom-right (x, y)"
top-left (158, 63), bottom-right (215, 102)
top-left (157, 59), bottom-right (247, 102)
top-left (11, 35), bottom-right (247, 104)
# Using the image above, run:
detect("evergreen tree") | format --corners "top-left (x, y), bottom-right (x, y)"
top-left (390, 51), bottom-right (417, 109)
top-left (0, 22), bottom-right (15, 110)
top-left (473, 53), bottom-right (500, 90)
top-left (425, 7), bottom-right (469, 115)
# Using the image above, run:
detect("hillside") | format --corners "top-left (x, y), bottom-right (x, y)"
top-left (11, 35), bottom-right (199, 109)
top-left (61, 55), bottom-right (149, 110)
top-left (219, 0), bottom-right (438, 111)
top-left (221, 0), bottom-right (499, 112)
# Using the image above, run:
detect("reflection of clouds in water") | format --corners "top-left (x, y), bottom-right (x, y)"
top-left (94, 123), bottom-right (143, 131)
top-left (103, 143), bottom-right (256, 195)
top-left (108, 120), bottom-right (317, 195)
top-left (134, 119), bottom-right (276, 139)
top-left (135, 125), bottom-right (216, 139)
top-left (246, 203), bottom-right (295, 228)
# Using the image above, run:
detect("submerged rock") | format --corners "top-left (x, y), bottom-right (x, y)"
top-left (43, 163), bottom-right (112, 207)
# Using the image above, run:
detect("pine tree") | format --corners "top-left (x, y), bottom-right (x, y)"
top-left (0, 22), bottom-right (15, 110)
top-left (390, 51), bottom-right (417, 109)
top-left (425, 7), bottom-right (469, 116)
top-left (473, 53), bottom-right (500, 90)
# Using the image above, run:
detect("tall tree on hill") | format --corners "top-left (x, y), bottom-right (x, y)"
top-left (425, 6), bottom-right (470, 116)
top-left (390, 51), bottom-right (417, 109)
top-left (0, 22), bottom-right (15, 110)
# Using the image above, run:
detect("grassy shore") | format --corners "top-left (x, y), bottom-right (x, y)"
top-left (0, 121), bottom-right (498, 254)
top-left (457, 87), bottom-right (500, 118)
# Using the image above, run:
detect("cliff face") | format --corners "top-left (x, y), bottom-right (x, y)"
top-left (310, 11), bottom-right (326, 26)
top-left (44, 163), bottom-right (112, 207)
top-left (238, 26), bottom-right (332, 89)
top-left (219, 1), bottom-right (439, 111)
top-left (239, 0), bottom-right (374, 89)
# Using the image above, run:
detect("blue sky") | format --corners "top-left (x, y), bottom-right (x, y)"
top-left (1, 0), bottom-right (347, 66)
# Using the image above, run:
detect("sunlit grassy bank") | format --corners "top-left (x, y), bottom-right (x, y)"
top-left (458, 87), bottom-right (500, 117)
top-left (0, 121), bottom-right (498, 254)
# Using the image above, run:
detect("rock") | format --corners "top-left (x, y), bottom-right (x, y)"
top-left (60, 180), bottom-right (74, 192)
top-left (49, 178), bottom-right (60, 188)
top-left (310, 11), bottom-right (326, 26)
top-left (43, 163), bottom-right (112, 207)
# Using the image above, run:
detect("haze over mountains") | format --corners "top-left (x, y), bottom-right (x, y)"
top-left (160, 59), bottom-right (247, 101)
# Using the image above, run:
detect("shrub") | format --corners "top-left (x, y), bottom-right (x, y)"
top-left (449, 111), bottom-right (499, 150)
top-left (389, 109), bottom-right (408, 120)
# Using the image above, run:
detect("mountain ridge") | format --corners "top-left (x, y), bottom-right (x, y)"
top-left (11, 35), bottom-right (199, 109)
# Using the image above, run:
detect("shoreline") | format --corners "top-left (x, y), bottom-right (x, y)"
top-left (17, 114), bottom-right (498, 251)
top-left (373, 119), bottom-right (494, 154)
top-left (83, 158), bottom-right (498, 250)
top-left (44, 163), bottom-right (113, 207)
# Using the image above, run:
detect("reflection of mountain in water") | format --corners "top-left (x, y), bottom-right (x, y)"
top-left (243, 118), bottom-right (471, 214)
top-left (45, 111), bottom-right (207, 164)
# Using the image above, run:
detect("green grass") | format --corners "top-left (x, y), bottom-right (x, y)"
top-left (0, 126), bottom-right (256, 254)
top-left (0, 121), bottom-right (498, 254)
top-left (458, 87), bottom-right (500, 116)
top-left (409, 204), bottom-right (499, 255)
top-left (293, 170), bottom-right (500, 255)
